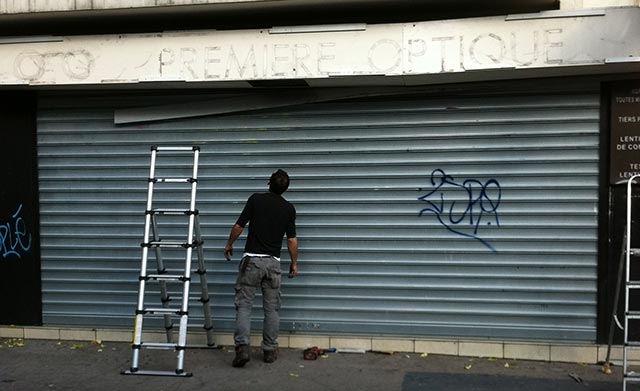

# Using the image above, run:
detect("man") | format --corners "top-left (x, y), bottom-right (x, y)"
top-left (223, 169), bottom-right (298, 368)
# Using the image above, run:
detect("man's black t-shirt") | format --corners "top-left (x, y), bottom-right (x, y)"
top-left (236, 192), bottom-right (296, 258)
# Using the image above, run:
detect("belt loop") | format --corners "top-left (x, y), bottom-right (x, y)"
top-left (239, 256), bottom-right (250, 273)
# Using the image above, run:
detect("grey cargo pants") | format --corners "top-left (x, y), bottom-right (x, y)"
top-left (234, 256), bottom-right (282, 352)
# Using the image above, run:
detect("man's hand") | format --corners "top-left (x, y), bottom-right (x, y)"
top-left (288, 263), bottom-right (298, 279)
top-left (224, 245), bottom-right (233, 261)
top-left (224, 224), bottom-right (244, 261)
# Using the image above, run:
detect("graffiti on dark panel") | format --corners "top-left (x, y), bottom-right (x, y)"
top-left (1, 203), bottom-right (32, 260)
top-left (418, 169), bottom-right (501, 252)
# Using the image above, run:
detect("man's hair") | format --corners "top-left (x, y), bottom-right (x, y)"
top-left (269, 169), bottom-right (290, 195)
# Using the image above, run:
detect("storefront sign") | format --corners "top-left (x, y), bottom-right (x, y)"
top-left (0, 8), bottom-right (638, 86)
top-left (610, 81), bottom-right (640, 184)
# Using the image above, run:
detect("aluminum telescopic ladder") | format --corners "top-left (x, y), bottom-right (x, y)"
top-left (624, 174), bottom-right (640, 390)
top-left (122, 145), bottom-right (214, 377)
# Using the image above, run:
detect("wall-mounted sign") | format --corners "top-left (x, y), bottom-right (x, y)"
top-left (610, 81), bottom-right (640, 185)
top-left (0, 8), bottom-right (637, 86)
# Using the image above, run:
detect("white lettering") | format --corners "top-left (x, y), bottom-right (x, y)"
top-left (225, 45), bottom-right (257, 78)
top-left (432, 36), bottom-right (456, 72)
top-left (318, 42), bottom-right (336, 76)
top-left (470, 33), bottom-right (506, 65)
top-left (510, 31), bottom-right (539, 66)
top-left (293, 44), bottom-right (312, 77)
top-left (616, 96), bottom-right (640, 104)
top-left (368, 39), bottom-right (402, 73)
top-left (160, 48), bottom-right (175, 76)
top-left (14, 51), bottom-right (46, 80)
top-left (272, 44), bottom-right (290, 77)
top-left (544, 29), bottom-right (563, 64)
top-left (204, 46), bottom-right (221, 79)
top-left (407, 39), bottom-right (426, 65)
top-left (180, 47), bottom-right (197, 79)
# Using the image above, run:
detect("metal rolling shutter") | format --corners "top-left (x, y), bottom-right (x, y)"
top-left (37, 85), bottom-right (600, 342)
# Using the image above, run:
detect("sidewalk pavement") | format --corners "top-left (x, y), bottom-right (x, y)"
top-left (0, 337), bottom-right (625, 391)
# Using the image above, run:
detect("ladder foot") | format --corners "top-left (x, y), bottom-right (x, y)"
top-left (120, 367), bottom-right (139, 375)
top-left (121, 369), bottom-right (193, 377)
top-left (175, 369), bottom-right (193, 376)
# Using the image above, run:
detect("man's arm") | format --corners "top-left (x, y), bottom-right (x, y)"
top-left (287, 237), bottom-right (298, 278)
top-left (224, 224), bottom-right (244, 261)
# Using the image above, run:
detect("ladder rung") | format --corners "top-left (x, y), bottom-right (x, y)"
top-left (631, 248), bottom-right (640, 256)
top-left (145, 241), bottom-right (187, 247)
top-left (142, 241), bottom-right (203, 248)
top-left (153, 178), bottom-right (194, 183)
top-left (153, 146), bottom-right (198, 152)
top-left (149, 208), bottom-right (195, 215)
top-left (143, 308), bottom-right (183, 315)
top-left (141, 342), bottom-right (179, 349)
top-left (627, 311), bottom-right (640, 319)
top-left (122, 369), bottom-right (192, 377)
top-left (628, 281), bottom-right (640, 288)
top-left (145, 274), bottom-right (186, 281)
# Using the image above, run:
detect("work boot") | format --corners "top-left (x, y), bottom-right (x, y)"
top-left (263, 349), bottom-right (277, 363)
top-left (232, 345), bottom-right (250, 368)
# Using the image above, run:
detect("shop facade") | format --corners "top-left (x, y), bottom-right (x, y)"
top-left (1, 1), bottom-right (640, 358)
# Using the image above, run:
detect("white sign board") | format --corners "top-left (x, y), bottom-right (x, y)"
top-left (0, 8), bottom-right (638, 86)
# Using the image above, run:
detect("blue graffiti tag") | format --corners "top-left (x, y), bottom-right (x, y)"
top-left (418, 169), bottom-right (501, 252)
top-left (0, 204), bottom-right (32, 260)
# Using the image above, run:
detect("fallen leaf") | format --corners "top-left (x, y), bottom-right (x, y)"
top-left (289, 373), bottom-right (299, 378)
top-left (487, 357), bottom-right (498, 361)
top-left (320, 354), bottom-right (329, 359)
top-left (97, 349), bottom-right (103, 353)
top-left (577, 362), bottom-right (589, 367)
top-left (420, 353), bottom-right (429, 358)
top-left (70, 344), bottom-right (84, 350)
top-left (504, 362), bottom-right (510, 368)
top-left (464, 365), bottom-right (473, 370)
top-left (5, 338), bottom-right (24, 348)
